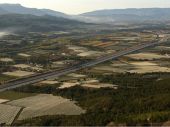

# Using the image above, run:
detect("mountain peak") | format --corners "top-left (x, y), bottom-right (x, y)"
top-left (0, 3), bottom-right (22, 7)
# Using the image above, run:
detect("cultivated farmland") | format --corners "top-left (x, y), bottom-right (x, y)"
top-left (3, 71), bottom-right (35, 77)
top-left (125, 52), bottom-right (170, 60)
top-left (7, 94), bottom-right (85, 120)
top-left (0, 58), bottom-right (13, 62)
top-left (0, 104), bottom-right (21, 125)
top-left (0, 99), bottom-right (9, 103)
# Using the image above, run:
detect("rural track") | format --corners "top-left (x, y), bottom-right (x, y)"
top-left (0, 38), bottom-right (167, 92)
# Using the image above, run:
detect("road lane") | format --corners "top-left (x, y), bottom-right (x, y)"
top-left (0, 40), bottom-right (166, 92)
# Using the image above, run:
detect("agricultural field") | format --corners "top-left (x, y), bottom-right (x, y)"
top-left (67, 73), bottom-right (86, 78)
top-left (125, 52), bottom-right (170, 60)
top-left (0, 29), bottom-right (163, 84)
top-left (59, 82), bottom-right (79, 89)
top-left (78, 32), bottom-right (157, 51)
top-left (0, 91), bottom-right (37, 100)
top-left (87, 40), bottom-right (170, 74)
top-left (33, 71), bottom-right (118, 89)
top-left (0, 22), bottom-right (170, 126)
top-left (0, 104), bottom-right (21, 125)
top-left (129, 61), bottom-right (170, 73)
top-left (82, 83), bottom-right (118, 89)
top-left (0, 58), bottom-right (14, 62)
top-left (77, 51), bottom-right (102, 57)
top-left (13, 64), bottom-right (43, 72)
top-left (3, 71), bottom-right (35, 77)
top-left (67, 45), bottom-right (103, 58)
top-left (0, 75), bottom-right (16, 84)
top-left (18, 53), bottom-right (31, 57)
top-left (0, 99), bottom-right (9, 103)
top-left (40, 80), bottom-right (59, 85)
top-left (7, 94), bottom-right (85, 120)
top-left (90, 59), bottom-right (170, 74)
top-left (12, 73), bottom-right (170, 126)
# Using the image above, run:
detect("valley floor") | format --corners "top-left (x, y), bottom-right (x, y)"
top-left (0, 23), bottom-right (170, 126)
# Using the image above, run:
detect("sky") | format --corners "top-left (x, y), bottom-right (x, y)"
top-left (0, 0), bottom-right (169, 14)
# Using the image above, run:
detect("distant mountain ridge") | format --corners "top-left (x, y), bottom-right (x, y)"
top-left (0, 4), bottom-right (67, 17)
top-left (0, 4), bottom-right (170, 24)
top-left (81, 8), bottom-right (170, 16)
top-left (0, 4), bottom-right (93, 33)
top-left (80, 8), bottom-right (170, 23)
top-left (0, 14), bottom-right (89, 32)
top-left (0, 7), bottom-right (9, 14)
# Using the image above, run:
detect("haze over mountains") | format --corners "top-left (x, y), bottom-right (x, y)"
top-left (81, 8), bottom-right (170, 23)
top-left (0, 4), bottom-right (67, 17)
top-left (0, 3), bottom-right (170, 28)
top-left (0, 4), bottom-right (90, 32)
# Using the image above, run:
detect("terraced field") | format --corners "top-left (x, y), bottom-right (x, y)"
top-left (7, 94), bottom-right (85, 120)
top-left (0, 104), bottom-right (21, 125)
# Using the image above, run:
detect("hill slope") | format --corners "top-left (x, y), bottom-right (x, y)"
top-left (80, 8), bottom-right (170, 23)
top-left (0, 4), bottom-right (67, 18)
top-left (0, 14), bottom-right (89, 32)
top-left (0, 7), bottom-right (8, 14)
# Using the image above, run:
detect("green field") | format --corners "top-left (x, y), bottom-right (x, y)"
top-left (0, 75), bottom-right (16, 84)
top-left (0, 91), bottom-right (37, 100)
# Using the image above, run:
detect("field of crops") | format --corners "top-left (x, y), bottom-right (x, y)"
top-left (125, 52), bottom-right (170, 60)
top-left (7, 94), bottom-right (85, 120)
top-left (0, 91), bottom-right (37, 100)
top-left (0, 104), bottom-right (21, 125)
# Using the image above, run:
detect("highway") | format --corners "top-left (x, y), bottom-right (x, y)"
top-left (0, 38), bottom-right (166, 92)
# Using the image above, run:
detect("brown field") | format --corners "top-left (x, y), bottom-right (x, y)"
top-left (58, 82), bottom-right (79, 89)
top-left (13, 64), bottom-right (43, 71)
top-left (39, 80), bottom-right (59, 85)
top-left (7, 94), bottom-right (85, 120)
top-left (0, 99), bottom-right (9, 103)
top-left (0, 58), bottom-right (13, 62)
top-left (129, 61), bottom-right (170, 73)
top-left (126, 52), bottom-right (170, 60)
top-left (67, 73), bottom-right (86, 78)
top-left (77, 51), bottom-right (102, 57)
top-left (0, 104), bottom-right (21, 125)
top-left (82, 83), bottom-right (118, 89)
top-left (92, 59), bottom-right (170, 74)
top-left (67, 45), bottom-right (87, 53)
top-left (93, 66), bottom-right (127, 73)
top-left (3, 71), bottom-right (35, 77)
top-left (18, 53), bottom-right (31, 57)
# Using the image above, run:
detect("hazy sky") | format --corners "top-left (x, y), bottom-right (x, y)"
top-left (0, 0), bottom-right (169, 14)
